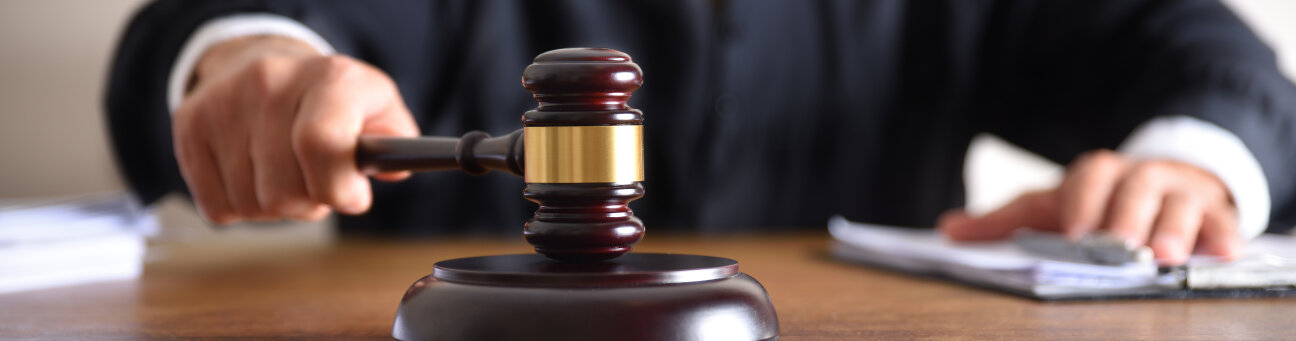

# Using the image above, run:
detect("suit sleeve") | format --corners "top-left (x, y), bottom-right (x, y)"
top-left (976, 0), bottom-right (1296, 234)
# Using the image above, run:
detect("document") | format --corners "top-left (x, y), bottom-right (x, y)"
top-left (0, 193), bottom-right (157, 294)
top-left (828, 216), bottom-right (1296, 300)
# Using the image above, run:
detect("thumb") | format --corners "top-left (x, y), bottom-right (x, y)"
top-left (940, 190), bottom-right (1061, 241)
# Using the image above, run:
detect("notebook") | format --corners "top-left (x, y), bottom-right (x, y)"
top-left (828, 216), bottom-right (1296, 300)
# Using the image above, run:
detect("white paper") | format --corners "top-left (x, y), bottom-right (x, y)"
top-left (0, 193), bottom-right (156, 294)
top-left (826, 216), bottom-right (1296, 298)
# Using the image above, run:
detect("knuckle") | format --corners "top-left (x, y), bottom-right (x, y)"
top-left (246, 57), bottom-right (275, 79)
top-left (1128, 163), bottom-right (1167, 184)
top-left (244, 58), bottom-right (280, 92)
top-left (1077, 149), bottom-right (1118, 166)
top-left (1088, 151), bottom-right (1123, 170)
top-left (318, 55), bottom-right (365, 81)
top-left (246, 58), bottom-right (292, 106)
top-left (1068, 150), bottom-right (1123, 181)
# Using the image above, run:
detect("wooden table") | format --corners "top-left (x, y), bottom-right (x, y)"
top-left (1, 233), bottom-right (1290, 340)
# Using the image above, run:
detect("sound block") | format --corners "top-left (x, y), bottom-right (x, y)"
top-left (392, 253), bottom-right (779, 340)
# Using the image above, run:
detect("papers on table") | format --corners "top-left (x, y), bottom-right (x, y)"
top-left (828, 216), bottom-right (1296, 300)
top-left (0, 193), bottom-right (156, 294)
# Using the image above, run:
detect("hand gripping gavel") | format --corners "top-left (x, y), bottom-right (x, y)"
top-left (355, 48), bottom-right (645, 262)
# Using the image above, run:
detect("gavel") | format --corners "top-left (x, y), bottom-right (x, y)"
top-left (379, 48), bottom-right (779, 340)
top-left (355, 47), bottom-right (645, 262)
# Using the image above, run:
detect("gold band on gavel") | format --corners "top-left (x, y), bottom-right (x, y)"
top-left (524, 125), bottom-right (644, 183)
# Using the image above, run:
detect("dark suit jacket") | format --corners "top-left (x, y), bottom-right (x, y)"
top-left (106, 0), bottom-right (1296, 235)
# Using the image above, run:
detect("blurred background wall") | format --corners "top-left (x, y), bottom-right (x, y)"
top-left (0, 0), bottom-right (144, 197)
top-left (0, 1), bottom-right (1293, 239)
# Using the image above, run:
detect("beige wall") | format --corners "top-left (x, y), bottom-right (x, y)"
top-left (0, 0), bottom-right (147, 197)
top-left (0, 0), bottom-right (1294, 223)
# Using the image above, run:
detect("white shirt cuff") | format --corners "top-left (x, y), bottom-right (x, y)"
top-left (1117, 115), bottom-right (1271, 240)
top-left (167, 13), bottom-right (335, 113)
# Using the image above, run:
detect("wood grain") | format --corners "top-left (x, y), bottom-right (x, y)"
top-left (0, 233), bottom-right (1290, 340)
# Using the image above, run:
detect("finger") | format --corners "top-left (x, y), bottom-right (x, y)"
top-left (292, 56), bottom-right (394, 215)
top-left (1101, 163), bottom-right (1167, 246)
top-left (253, 110), bottom-right (327, 219)
top-left (941, 190), bottom-right (1059, 241)
top-left (298, 205), bottom-right (332, 221)
top-left (250, 60), bottom-right (328, 220)
top-left (362, 96), bottom-right (420, 183)
top-left (373, 172), bottom-right (412, 182)
top-left (211, 128), bottom-right (269, 220)
top-left (936, 208), bottom-right (972, 234)
top-left (1057, 150), bottom-right (1127, 239)
top-left (1147, 193), bottom-right (1203, 265)
top-left (173, 111), bottom-right (237, 224)
top-left (294, 90), bottom-right (371, 214)
top-left (195, 77), bottom-right (278, 221)
top-left (1196, 207), bottom-right (1242, 260)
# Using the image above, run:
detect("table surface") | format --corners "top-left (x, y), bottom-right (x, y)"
top-left (1, 232), bottom-right (1291, 340)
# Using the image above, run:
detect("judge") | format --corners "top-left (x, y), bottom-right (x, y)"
top-left (107, 0), bottom-right (1296, 265)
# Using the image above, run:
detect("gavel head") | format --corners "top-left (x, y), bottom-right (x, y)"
top-left (519, 48), bottom-right (645, 262)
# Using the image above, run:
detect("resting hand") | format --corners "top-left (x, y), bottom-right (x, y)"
top-left (938, 150), bottom-right (1240, 265)
top-left (172, 36), bottom-right (418, 224)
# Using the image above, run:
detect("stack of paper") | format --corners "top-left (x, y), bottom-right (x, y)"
top-left (828, 216), bottom-right (1296, 299)
top-left (0, 193), bottom-right (157, 294)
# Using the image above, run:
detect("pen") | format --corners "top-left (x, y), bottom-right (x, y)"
top-left (1012, 229), bottom-right (1153, 266)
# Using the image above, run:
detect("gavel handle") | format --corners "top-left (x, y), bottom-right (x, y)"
top-left (356, 129), bottom-right (524, 177)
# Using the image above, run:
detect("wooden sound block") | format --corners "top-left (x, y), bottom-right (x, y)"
top-left (392, 253), bottom-right (779, 340)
